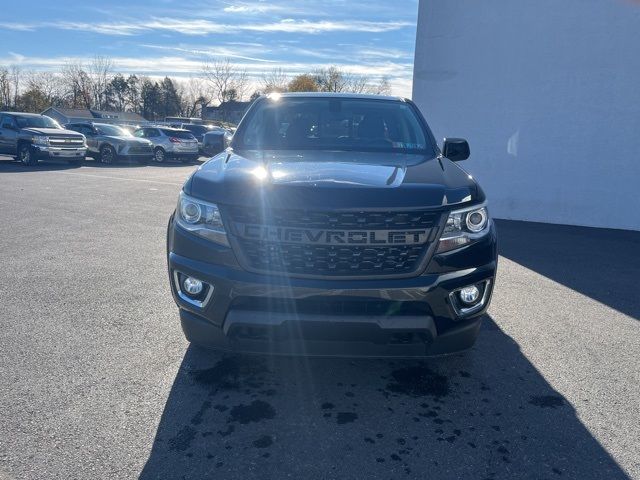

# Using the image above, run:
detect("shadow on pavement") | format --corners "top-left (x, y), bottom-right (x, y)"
top-left (140, 316), bottom-right (628, 480)
top-left (0, 158), bottom-right (82, 172)
top-left (496, 219), bottom-right (640, 319)
top-left (0, 157), bottom-right (204, 172)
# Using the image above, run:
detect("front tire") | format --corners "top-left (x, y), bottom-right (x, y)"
top-left (18, 144), bottom-right (37, 166)
top-left (154, 147), bottom-right (166, 163)
top-left (100, 145), bottom-right (116, 164)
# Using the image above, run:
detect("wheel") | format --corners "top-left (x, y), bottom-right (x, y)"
top-left (154, 147), bottom-right (166, 163)
top-left (18, 144), bottom-right (37, 166)
top-left (100, 145), bottom-right (116, 164)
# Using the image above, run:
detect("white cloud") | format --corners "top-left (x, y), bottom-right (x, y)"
top-left (0, 18), bottom-right (411, 37)
top-left (0, 22), bottom-right (35, 32)
top-left (223, 3), bottom-right (289, 14)
top-left (141, 44), bottom-right (277, 63)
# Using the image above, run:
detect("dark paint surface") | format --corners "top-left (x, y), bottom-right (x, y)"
top-left (188, 150), bottom-right (480, 210)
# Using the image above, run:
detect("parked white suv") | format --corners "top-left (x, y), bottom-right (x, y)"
top-left (134, 127), bottom-right (199, 163)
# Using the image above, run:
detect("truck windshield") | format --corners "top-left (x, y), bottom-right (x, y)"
top-left (15, 116), bottom-right (61, 129)
top-left (233, 97), bottom-right (434, 154)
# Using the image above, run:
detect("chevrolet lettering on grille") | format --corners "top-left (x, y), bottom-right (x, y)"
top-left (234, 223), bottom-right (430, 246)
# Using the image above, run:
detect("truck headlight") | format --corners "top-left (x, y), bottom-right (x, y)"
top-left (437, 203), bottom-right (490, 253)
top-left (176, 192), bottom-right (228, 246)
top-left (32, 135), bottom-right (49, 146)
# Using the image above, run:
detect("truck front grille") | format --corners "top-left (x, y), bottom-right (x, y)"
top-left (49, 136), bottom-right (84, 147)
top-left (225, 207), bottom-right (441, 278)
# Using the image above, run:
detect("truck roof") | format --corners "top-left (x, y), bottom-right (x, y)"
top-left (264, 92), bottom-right (406, 102)
top-left (0, 112), bottom-right (45, 117)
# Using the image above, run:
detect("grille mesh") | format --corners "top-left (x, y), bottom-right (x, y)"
top-left (226, 207), bottom-right (440, 278)
top-left (227, 207), bottom-right (439, 230)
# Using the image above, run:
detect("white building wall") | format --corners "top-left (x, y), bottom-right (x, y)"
top-left (413, 0), bottom-right (640, 230)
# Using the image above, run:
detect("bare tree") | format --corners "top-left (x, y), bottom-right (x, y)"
top-left (313, 66), bottom-right (349, 93)
top-left (88, 56), bottom-right (113, 110)
top-left (25, 71), bottom-right (65, 105)
top-left (346, 74), bottom-right (370, 94)
top-left (0, 67), bottom-right (11, 108)
top-left (10, 65), bottom-right (22, 108)
top-left (368, 76), bottom-right (392, 95)
top-left (62, 62), bottom-right (93, 108)
top-left (180, 76), bottom-right (212, 118)
top-left (202, 58), bottom-right (249, 104)
top-left (311, 66), bottom-right (392, 96)
top-left (261, 67), bottom-right (289, 93)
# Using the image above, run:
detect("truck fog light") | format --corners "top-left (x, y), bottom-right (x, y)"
top-left (459, 285), bottom-right (480, 305)
top-left (183, 276), bottom-right (204, 296)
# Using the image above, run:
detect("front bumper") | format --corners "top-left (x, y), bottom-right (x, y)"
top-left (33, 145), bottom-right (86, 160)
top-left (117, 145), bottom-right (154, 162)
top-left (167, 219), bottom-right (497, 357)
top-left (166, 150), bottom-right (199, 160)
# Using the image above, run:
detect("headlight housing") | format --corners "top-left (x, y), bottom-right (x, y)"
top-left (175, 192), bottom-right (228, 246)
top-left (32, 135), bottom-right (49, 146)
top-left (437, 203), bottom-right (490, 253)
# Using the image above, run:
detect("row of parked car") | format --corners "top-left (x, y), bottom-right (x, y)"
top-left (0, 111), bottom-right (231, 166)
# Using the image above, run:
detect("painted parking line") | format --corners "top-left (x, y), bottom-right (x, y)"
top-left (57, 171), bottom-right (185, 186)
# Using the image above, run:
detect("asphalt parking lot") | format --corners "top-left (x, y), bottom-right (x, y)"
top-left (0, 157), bottom-right (638, 480)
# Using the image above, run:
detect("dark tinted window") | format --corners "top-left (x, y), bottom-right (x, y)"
top-left (67, 124), bottom-right (93, 135)
top-left (161, 129), bottom-right (195, 139)
top-left (234, 97), bottom-right (433, 154)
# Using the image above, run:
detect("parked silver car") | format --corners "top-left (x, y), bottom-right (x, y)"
top-left (65, 122), bottom-right (153, 164)
top-left (133, 127), bottom-right (199, 163)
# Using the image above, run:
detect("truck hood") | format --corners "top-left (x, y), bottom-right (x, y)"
top-left (188, 150), bottom-right (481, 210)
top-left (22, 127), bottom-right (83, 137)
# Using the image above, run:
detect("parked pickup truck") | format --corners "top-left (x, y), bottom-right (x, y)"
top-left (167, 93), bottom-right (498, 358)
top-left (0, 112), bottom-right (86, 165)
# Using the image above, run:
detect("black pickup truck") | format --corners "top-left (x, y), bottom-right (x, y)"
top-left (0, 112), bottom-right (86, 165)
top-left (167, 93), bottom-right (497, 357)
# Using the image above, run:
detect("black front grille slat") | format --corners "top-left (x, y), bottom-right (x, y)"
top-left (225, 207), bottom-right (440, 278)
top-left (226, 207), bottom-right (439, 230)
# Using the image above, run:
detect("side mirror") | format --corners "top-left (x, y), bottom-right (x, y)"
top-left (442, 138), bottom-right (470, 161)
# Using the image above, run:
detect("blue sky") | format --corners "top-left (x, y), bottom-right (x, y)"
top-left (0, 0), bottom-right (419, 96)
